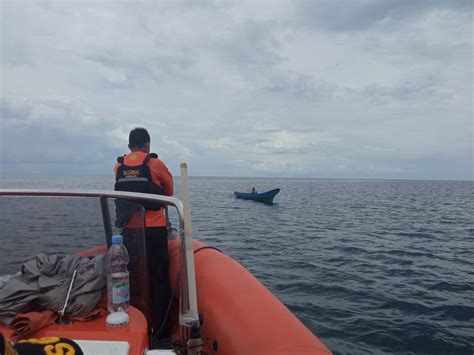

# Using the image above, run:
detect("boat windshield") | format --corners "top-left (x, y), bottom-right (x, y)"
top-left (0, 194), bottom-right (153, 330)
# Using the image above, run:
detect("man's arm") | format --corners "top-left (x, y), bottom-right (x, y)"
top-left (151, 159), bottom-right (174, 196)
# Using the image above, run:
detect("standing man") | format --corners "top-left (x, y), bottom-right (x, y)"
top-left (114, 127), bottom-right (173, 339)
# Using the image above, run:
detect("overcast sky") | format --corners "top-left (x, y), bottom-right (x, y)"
top-left (1, 1), bottom-right (472, 180)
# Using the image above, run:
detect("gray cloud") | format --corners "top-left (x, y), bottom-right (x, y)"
top-left (1, 1), bottom-right (472, 180)
top-left (295, 0), bottom-right (472, 32)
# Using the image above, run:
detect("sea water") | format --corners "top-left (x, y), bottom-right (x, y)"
top-left (0, 174), bottom-right (472, 354)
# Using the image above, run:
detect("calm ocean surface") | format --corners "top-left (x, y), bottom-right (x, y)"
top-left (0, 174), bottom-right (473, 354)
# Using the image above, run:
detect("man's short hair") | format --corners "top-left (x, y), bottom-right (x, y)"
top-left (129, 127), bottom-right (150, 148)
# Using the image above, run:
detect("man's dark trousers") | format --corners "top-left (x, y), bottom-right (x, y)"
top-left (146, 227), bottom-right (172, 338)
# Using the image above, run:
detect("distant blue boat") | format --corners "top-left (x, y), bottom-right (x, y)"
top-left (234, 188), bottom-right (280, 203)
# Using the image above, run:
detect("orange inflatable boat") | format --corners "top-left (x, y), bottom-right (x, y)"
top-left (0, 238), bottom-right (330, 354)
top-left (168, 238), bottom-right (331, 355)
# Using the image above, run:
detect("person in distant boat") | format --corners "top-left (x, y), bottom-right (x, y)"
top-left (114, 127), bottom-right (173, 340)
top-left (251, 187), bottom-right (257, 194)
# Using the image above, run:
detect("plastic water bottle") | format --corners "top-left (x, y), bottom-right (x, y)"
top-left (107, 234), bottom-right (130, 314)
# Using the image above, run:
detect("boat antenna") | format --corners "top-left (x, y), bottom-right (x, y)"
top-left (179, 163), bottom-right (202, 354)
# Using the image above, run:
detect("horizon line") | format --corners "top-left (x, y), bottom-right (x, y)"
top-left (0, 171), bottom-right (472, 183)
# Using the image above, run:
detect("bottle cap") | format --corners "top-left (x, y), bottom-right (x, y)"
top-left (106, 311), bottom-right (129, 327)
top-left (112, 235), bottom-right (123, 244)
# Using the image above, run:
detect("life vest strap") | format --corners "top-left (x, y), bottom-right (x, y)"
top-left (116, 153), bottom-right (158, 165)
top-left (117, 155), bottom-right (126, 164)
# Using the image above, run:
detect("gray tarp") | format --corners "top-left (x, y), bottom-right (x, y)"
top-left (0, 253), bottom-right (106, 325)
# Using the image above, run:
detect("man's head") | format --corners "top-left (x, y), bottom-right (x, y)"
top-left (128, 127), bottom-right (151, 152)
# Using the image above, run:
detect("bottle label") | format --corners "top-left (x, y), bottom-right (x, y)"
top-left (112, 278), bottom-right (129, 304)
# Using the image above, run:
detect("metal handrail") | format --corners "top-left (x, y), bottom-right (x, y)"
top-left (0, 189), bottom-right (187, 336)
top-left (0, 189), bottom-right (185, 233)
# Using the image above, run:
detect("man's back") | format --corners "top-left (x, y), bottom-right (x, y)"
top-left (114, 151), bottom-right (173, 227)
